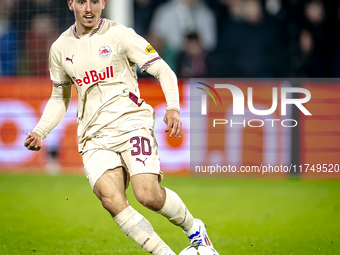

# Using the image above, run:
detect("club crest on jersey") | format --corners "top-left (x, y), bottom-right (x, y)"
top-left (98, 45), bottom-right (112, 58)
top-left (145, 45), bottom-right (156, 53)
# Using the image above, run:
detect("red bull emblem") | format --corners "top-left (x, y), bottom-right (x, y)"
top-left (98, 45), bottom-right (112, 59)
top-left (72, 65), bottom-right (114, 87)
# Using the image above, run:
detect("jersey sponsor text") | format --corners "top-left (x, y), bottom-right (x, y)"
top-left (72, 65), bottom-right (114, 86)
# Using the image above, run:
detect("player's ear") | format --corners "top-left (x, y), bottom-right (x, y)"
top-left (102, 0), bottom-right (106, 10)
top-left (68, 0), bottom-right (74, 11)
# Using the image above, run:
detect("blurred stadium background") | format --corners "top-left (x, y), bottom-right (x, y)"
top-left (1, 0), bottom-right (340, 254)
top-left (1, 0), bottom-right (340, 175)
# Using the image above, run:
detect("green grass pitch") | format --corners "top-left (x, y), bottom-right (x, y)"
top-left (0, 174), bottom-right (339, 255)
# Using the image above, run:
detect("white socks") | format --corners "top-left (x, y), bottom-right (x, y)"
top-left (113, 206), bottom-right (173, 255)
top-left (156, 188), bottom-right (194, 232)
top-left (183, 219), bottom-right (199, 237)
top-left (113, 188), bottom-right (194, 254)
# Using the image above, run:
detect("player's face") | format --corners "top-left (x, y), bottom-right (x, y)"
top-left (68, 0), bottom-right (105, 34)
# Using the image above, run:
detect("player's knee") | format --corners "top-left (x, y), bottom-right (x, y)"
top-left (101, 196), bottom-right (128, 217)
top-left (136, 195), bottom-right (156, 209)
top-left (135, 190), bottom-right (164, 211)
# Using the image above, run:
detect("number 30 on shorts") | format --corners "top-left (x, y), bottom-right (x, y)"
top-left (130, 137), bottom-right (152, 156)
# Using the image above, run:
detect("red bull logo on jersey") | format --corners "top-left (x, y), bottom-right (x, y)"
top-left (98, 45), bottom-right (112, 58)
top-left (72, 65), bottom-right (114, 87)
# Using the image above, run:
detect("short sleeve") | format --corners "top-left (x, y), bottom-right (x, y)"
top-left (122, 28), bottom-right (161, 72)
top-left (49, 43), bottom-right (72, 88)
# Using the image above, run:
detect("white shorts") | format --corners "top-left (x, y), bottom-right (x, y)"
top-left (82, 128), bottom-right (162, 190)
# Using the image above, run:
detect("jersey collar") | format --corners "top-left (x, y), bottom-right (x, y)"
top-left (72, 18), bottom-right (104, 39)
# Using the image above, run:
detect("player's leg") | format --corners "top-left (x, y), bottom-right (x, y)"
top-left (122, 128), bottom-right (214, 247)
top-left (93, 167), bottom-right (174, 255)
top-left (131, 172), bottom-right (196, 243)
top-left (131, 174), bottom-right (213, 247)
top-left (93, 167), bottom-right (129, 217)
top-left (130, 173), bottom-right (194, 229)
top-left (83, 148), bottom-right (174, 255)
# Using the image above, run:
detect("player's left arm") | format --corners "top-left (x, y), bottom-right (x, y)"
top-left (163, 109), bottom-right (182, 138)
top-left (146, 60), bottom-right (182, 138)
top-left (121, 27), bottom-right (182, 138)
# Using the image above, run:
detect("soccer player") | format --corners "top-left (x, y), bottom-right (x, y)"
top-left (24, 1), bottom-right (214, 254)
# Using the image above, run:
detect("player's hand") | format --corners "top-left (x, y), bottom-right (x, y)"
top-left (24, 132), bottom-right (43, 151)
top-left (164, 109), bottom-right (182, 138)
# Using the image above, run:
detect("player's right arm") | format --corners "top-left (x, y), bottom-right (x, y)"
top-left (24, 41), bottom-right (73, 151)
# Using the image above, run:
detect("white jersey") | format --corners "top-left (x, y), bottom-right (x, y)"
top-left (49, 19), bottom-right (161, 152)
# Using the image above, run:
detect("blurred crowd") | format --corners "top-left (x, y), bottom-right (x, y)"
top-left (140, 0), bottom-right (340, 78)
top-left (1, 0), bottom-right (339, 77)
top-left (0, 0), bottom-right (73, 76)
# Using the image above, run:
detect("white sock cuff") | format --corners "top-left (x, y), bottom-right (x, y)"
top-left (113, 205), bottom-right (133, 226)
top-left (183, 219), bottom-right (199, 237)
top-left (113, 205), bottom-right (143, 234)
top-left (156, 188), bottom-right (181, 216)
top-left (113, 206), bottom-right (169, 254)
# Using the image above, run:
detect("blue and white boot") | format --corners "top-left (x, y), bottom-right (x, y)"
top-left (184, 219), bottom-right (213, 247)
